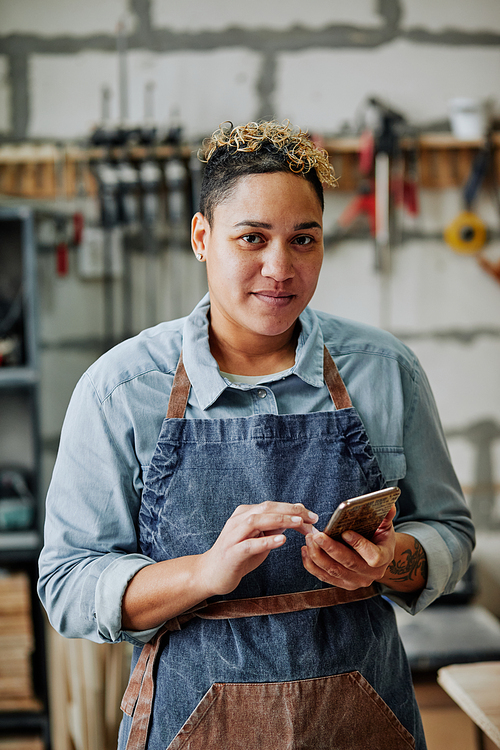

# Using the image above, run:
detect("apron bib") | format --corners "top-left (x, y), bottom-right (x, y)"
top-left (119, 347), bottom-right (425, 750)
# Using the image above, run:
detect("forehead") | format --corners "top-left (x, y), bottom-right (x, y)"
top-left (212, 172), bottom-right (323, 225)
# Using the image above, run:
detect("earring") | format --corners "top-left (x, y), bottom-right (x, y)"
top-left (196, 253), bottom-right (203, 261)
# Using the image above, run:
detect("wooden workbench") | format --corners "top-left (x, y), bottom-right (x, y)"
top-left (438, 662), bottom-right (500, 749)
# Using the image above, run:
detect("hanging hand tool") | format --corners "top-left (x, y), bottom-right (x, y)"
top-left (116, 20), bottom-right (129, 128)
top-left (73, 212), bottom-right (84, 246)
top-left (476, 130), bottom-right (500, 286)
top-left (56, 240), bottom-right (69, 277)
top-left (370, 99), bottom-right (405, 273)
top-left (54, 216), bottom-right (70, 277)
top-left (164, 127), bottom-right (189, 320)
top-left (331, 99), bottom-right (415, 269)
top-left (95, 161), bottom-right (119, 349)
top-left (477, 255), bottom-right (500, 285)
top-left (117, 161), bottom-right (140, 226)
top-left (115, 159), bottom-right (139, 338)
top-left (51, 212), bottom-right (85, 278)
top-left (139, 153), bottom-right (162, 328)
top-left (333, 130), bottom-right (376, 239)
top-left (444, 210), bottom-right (487, 254)
top-left (444, 133), bottom-right (490, 254)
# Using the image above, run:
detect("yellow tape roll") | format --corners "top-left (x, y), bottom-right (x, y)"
top-left (444, 211), bottom-right (487, 254)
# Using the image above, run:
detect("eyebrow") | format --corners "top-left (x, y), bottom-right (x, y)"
top-left (233, 220), bottom-right (322, 231)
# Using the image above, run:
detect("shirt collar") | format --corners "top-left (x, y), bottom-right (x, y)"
top-left (182, 293), bottom-right (325, 411)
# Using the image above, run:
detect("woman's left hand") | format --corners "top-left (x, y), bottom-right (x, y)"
top-left (301, 506), bottom-right (397, 590)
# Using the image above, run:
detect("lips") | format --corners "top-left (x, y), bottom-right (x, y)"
top-left (252, 290), bottom-right (295, 298)
top-left (252, 291), bottom-right (296, 306)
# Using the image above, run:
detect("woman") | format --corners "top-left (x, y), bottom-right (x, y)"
top-left (39, 121), bottom-right (474, 750)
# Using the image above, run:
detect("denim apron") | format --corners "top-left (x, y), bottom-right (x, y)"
top-left (119, 347), bottom-right (426, 750)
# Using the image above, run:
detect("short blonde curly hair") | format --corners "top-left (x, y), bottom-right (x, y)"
top-left (198, 120), bottom-right (336, 223)
top-left (199, 120), bottom-right (336, 187)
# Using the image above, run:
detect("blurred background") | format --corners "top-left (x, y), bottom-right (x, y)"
top-left (0, 1), bottom-right (500, 749)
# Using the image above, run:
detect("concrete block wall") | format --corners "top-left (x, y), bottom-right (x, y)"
top-left (1, 1), bottom-right (500, 547)
top-left (2, 0), bottom-right (500, 141)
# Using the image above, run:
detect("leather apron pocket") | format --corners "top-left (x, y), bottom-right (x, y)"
top-left (166, 672), bottom-right (415, 750)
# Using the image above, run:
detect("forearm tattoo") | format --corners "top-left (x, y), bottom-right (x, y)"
top-left (388, 539), bottom-right (428, 584)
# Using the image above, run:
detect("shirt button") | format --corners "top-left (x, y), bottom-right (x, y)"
top-left (257, 389), bottom-right (267, 399)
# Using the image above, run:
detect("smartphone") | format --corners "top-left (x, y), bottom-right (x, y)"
top-left (323, 487), bottom-right (401, 542)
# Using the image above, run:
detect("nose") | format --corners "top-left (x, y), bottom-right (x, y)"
top-left (261, 242), bottom-right (295, 282)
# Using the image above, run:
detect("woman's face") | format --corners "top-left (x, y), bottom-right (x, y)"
top-left (191, 171), bottom-right (324, 351)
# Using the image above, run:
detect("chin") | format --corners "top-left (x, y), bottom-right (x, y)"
top-left (250, 319), bottom-right (298, 338)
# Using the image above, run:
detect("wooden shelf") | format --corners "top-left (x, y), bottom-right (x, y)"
top-left (324, 132), bottom-right (500, 191)
top-left (0, 134), bottom-right (499, 199)
top-left (0, 143), bottom-right (192, 200)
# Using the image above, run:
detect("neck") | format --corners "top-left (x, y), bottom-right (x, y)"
top-left (209, 323), bottom-right (299, 376)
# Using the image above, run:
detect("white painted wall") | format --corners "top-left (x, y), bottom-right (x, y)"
top-left (151, 0), bottom-right (382, 31)
top-left (0, 0), bottom-right (136, 36)
top-left (29, 49), bottom-right (261, 139)
top-left (276, 42), bottom-right (500, 133)
top-left (1, 0), bottom-right (500, 541)
top-left (401, 0), bottom-right (500, 33)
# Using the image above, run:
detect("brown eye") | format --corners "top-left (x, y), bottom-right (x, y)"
top-left (294, 235), bottom-right (313, 246)
top-left (242, 234), bottom-right (262, 244)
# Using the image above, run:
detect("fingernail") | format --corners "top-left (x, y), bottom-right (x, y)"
top-left (343, 532), bottom-right (355, 544)
top-left (291, 516), bottom-right (302, 523)
top-left (308, 511), bottom-right (319, 522)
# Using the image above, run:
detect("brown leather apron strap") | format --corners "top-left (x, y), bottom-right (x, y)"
top-left (323, 345), bottom-right (352, 410)
top-left (166, 345), bottom-right (352, 420)
top-left (195, 583), bottom-right (378, 619)
top-left (122, 584), bottom-right (379, 750)
top-left (166, 351), bottom-right (191, 419)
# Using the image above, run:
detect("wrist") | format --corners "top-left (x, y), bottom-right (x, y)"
top-left (380, 532), bottom-right (428, 593)
top-left (122, 553), bottom-right (213, 631)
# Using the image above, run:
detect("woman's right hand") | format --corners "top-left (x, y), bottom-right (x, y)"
top-left (199, 501), bottom-right (319, 597)
top-left (122, 501), bottom-right (317, 632)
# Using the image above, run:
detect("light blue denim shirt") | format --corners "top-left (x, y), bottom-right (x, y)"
top-left (38, 294), bottom-right (474, 646)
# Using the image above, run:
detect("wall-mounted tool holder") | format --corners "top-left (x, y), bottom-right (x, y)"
top-left (0, 132), bottom-right (500, 199)
top-left (325, 132), bottom-right (500, 191)
top-left (0, 144), bottom-right (193, 201)
top-left (1, 134), bottom-right (499, 200)
top-left (0, 145), bottom-right (94, 200)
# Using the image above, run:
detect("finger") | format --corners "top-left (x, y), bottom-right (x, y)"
top-left (233, 502), bottom-right (319, 525)
top-left (341, 528), bottom-right (394, 568)
top-left (375, 505), bottom-right (397, 534)
top-left (305, 531), bottom-right (348, 567)
top-left (306, 531), bottom-right (386, 582)
top-left (243, 511), bottom-right (316, 538)
top-left (258, 503), bottom-right (319, 527)
top-left (307, 530), bottom-right (360, 567)
top-left (227, 507), bottom-right (318, 541)
top-left (301, 544), bottom-right (366, 590)
top-left (235, 533), bottom-right (287, 559)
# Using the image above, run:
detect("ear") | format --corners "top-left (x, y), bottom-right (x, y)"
top-left (191, 212), bottom-right (210, 260)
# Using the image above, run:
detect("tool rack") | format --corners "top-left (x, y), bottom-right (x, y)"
top-left (0, 144), bottom-right (192, 201)
top-left (324, 132), bottom-right (500, 191)
top-left (0, 134), bottom-right (498, 200)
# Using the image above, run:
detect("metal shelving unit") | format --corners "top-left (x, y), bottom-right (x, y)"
top-left (0, 207), bottom-right (49, 748)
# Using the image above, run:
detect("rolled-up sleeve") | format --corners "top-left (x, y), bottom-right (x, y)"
top-left (38, 372), bottom-right (160, 644)
top-left (382, 357), bottom-right (475, 614)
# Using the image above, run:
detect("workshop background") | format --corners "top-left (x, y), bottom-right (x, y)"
top-left (1, 1), bottom-right (500, 749)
